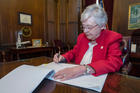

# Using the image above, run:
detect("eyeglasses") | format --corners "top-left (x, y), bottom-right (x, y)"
top-left (82, 24), bottom-right (98, 31)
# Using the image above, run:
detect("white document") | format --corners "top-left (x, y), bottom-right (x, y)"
top-left (0, 65), bottom-right (53, 93)
top-left (40, 62), bottom-right (108, 92)
top-left (0, 62), bottom-right (107, 93)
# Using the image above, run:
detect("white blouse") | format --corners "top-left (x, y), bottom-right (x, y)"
top-left (80, 42), bottom-right (97, 65)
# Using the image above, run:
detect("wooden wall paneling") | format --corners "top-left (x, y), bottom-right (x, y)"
top-left (112, 0), bottom-right (118, 33)
top-left (68, 22), bottom-right (78, 45)
top-left (84, 0), bottom-right (96, 7)
top-left (112, 0), bottom-right (129, 34)
top-left (47, 0), bottom-right (81, 45)
top-left (56, 0), bottom-right (61, 40)
top-left (68, 0), bottom-right (80, 45)
top-left (48, 22), bottom-right (56, 45)
top-left (112, 0), bottom-right (140, 36)
top-left (59, 0), bottom-right (66, 42)
top-left (60, 23), bottom-right (66, 42)
top-left (78, 0), bottom-right (83, 34)
top-left (46, 0), bottom-right (57, 44)
top-left (65, 0), bottom-right (69, 43)
top-left (0, 14), bottom-right (3, 46)
top-left (44, 0), bottom-right (48, 43)
top-left (0, 1), bottom-right (13, 46)
top-left (30, 0), bottom-right (45, 42)
top-left (0, 0), bottom-right (46, 47)
top-left (0, 15), bottom-right (1, 46)
top-left (103, 0), bottom-right (114, 30)
top-left (43, 0), bottom-right (46, 44)
top-left (0, 0), bottom-right (82, 48)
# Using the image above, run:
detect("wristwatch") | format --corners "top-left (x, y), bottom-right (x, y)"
top-left (84, 65), bottom-right (91, 74)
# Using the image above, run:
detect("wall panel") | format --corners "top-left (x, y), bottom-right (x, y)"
top-left (46, 0), bottom-right (57, 44)
top-left (112, 0), bottom-right (140, 36)
top-left (68, 0), bottom-right (79, 45)
top-left (0, 0), bottom-right (82, 48)
top-left (0, 0), bottom-right (45, 47)
top-left (46, 0), bottom-right (81, 45)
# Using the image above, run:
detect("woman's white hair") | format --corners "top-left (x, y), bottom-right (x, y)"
top-left (81, 4), bottom-right (108, 27)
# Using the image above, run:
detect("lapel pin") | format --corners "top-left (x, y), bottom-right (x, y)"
top-left (101, 46), bottom-right (103, 49)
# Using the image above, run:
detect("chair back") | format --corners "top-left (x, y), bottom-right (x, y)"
top-left (119, 37), bottom-right (132, 74)
top-left (53, 40), bottom-right (70, 54)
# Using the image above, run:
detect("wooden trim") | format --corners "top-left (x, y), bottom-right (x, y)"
top-left (56, 0), bottom-right (60, 40)
top-left (66, 0), bottom-right (69, 42)
top-left (130, 53), bottom-right (140, 59)
top-left (2, 51), bottom-right (6, 62)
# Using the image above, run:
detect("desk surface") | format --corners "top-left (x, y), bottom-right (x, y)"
top-left (0, 56), bottom-right (140, 93)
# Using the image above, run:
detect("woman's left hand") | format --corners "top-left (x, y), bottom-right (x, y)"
top-left (53, 65), bottom-right (86, 81)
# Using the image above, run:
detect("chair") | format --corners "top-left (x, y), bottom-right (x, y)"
top-left (0, 50), bottom-right (6, 62)
top-left (53, 40), bottom-right (70, 54)
top-left (119, 37), bottom-right (132, 75)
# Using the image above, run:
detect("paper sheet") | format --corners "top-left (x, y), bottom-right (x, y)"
top-left (40, 62), bottom-right (108, 92)
top-left (0, 65), bottom-right (52, 93)
top-left (0, 62), bottom-right (107, 93)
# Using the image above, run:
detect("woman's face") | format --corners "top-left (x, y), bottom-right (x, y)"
top-left (82, 18), bottom-right (102, 41)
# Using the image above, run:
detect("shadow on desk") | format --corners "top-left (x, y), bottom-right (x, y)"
top-left (33, 79), bottom-right (56, 93)
top-left (33, 73), bottom-right (140, 93)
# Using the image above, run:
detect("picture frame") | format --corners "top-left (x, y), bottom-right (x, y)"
top-left (18, 12), bottom-right (32, 25)
top-left (32, 39), bottom-right (42, 47)
top-left (128, 3), bottom-right (140, 30)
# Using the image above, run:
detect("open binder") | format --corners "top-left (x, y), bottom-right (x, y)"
top-left (0, 62), bottom-right (107, 93)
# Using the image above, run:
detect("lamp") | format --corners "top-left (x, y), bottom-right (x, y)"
top-left (16, 30), bottom-right (30, 49)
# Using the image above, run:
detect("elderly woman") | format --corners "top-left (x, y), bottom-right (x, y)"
top-left (53, 4), bottom-right (123, 81)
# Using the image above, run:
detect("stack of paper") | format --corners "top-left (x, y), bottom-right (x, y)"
top-left (40, 62), bottom-right (108, 92)
top-left (0, 62), bottom-right (108, 93)
top-left (0, 65), bottom-right (52, 93)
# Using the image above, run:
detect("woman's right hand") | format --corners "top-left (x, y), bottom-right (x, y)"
top-left (53, 53), bottom-right (65, 63)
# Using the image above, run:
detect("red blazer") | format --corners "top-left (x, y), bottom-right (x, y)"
top-left (62, 29), bottom-right (123, 76)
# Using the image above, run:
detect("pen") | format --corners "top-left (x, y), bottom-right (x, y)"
top-left (58, 47), bottom-right (61, 58)
top-left (58, 58), bottom-right (67, 63)
top-left (57, 48), bottom-right (67, 63)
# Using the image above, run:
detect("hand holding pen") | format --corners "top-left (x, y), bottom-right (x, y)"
top-left (53, 51), bottom-right (65, 63)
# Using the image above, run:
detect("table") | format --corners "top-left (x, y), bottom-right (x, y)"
top-left (129, 53), bottom-right (140, 77)
top-left (0, 56), bottom-right (140, 93)
top-left (10, 46), bottom-right (55, 60)
top-left (130, 53), bottom-right (140, 59)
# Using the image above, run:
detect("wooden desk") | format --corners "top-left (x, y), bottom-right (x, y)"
top-left (129, 53), bottom-right (140, 77)
top-left (130, 53), bottom-right (140, 59)
top-left (0, 56), bottom-right (140, 93)
top-left (10, 46), bottom-right (55, 60)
